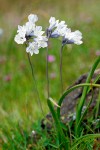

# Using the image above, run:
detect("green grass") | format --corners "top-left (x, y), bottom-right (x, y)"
top-left (0, 0), bottom-right (100, 149)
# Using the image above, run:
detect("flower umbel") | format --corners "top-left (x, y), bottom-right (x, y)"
top-left (51, 21), bottom-right (67, 38)
top-left (48, 17), bottom-right (59, 31)
top-left (47, 16), bottom-right (83, 45)
top-left (26, 42), bottom-right (39, 56)
top-left (14, 14), bottom-right (48, 56)
top-left (62, 29), bottom-right (83, 46)
top-left (47, 17), bottom-right (67, 38)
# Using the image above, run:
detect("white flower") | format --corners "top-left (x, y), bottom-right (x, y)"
top-left (34, 26), bottom-right (44, 37)
top-left (63, 29), bottom-right (83, 45)
top-left (34, 36), bottom-right (48, 48)
top-left (14, 34), bottom-right (26, 44)
top-left (47, 17), bottom-right (68, 38)
top-left (17, 25), bottom-right (26, 34)
top-left (26, 35), bottom-right (48, 55)
top-left (26, 42), bottom-right (39, 56)
top-left (14, 14), bottom-right (48, 55)
top-left (14, 25), bottom-right (26, 44)
top-left (48, 17), bottom-right (59, 30)
top-left (28, 14), bottom-right (38, 23)
top-left (52, 21), bottom-right (67, 37)
top-left (14, 14), bottom-right (38, 45)
top-left (47, 16), bottom-right (83, 45)
top-left (15, 22), bottom-right (35, 44)
top-left (25, 22), bottom-right (35, 36)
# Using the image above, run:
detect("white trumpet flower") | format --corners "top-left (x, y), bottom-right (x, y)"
top-left (26, 42), bottom-right (39, 56)
top-left (62, 29), bottom-right (83, 45)
top-left (48, 17), bottom-right (59, 30)
top-left (14, 14), bottom-right (48, 56)
top-left (47, 17), bottom-right (68, 38)
top-left (28, 14), bottom-right (38, 23)
top-left (51, 21), bottom-right (67, 37)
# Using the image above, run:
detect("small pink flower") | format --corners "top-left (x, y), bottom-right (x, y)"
top-left (50, 73), bottom-right (56, 79)
top-left (96, 50), bottom-right (100, 56)
top-left (4, 74), bottom-right (12, 82)
top-left (48, 55), bottom-right (55, 62)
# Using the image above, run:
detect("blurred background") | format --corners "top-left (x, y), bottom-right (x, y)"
top-left (0, 0), bottom-right (100, 132)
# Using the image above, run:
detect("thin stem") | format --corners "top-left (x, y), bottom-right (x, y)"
top-left (27, 53), bottom-right (44, 116)
top-left (47, 98), bottom-right (69, 149)
top-left (95, 91), bottom-right (100, 119)
top-left (60, 45), bottom-right (64, 95)
top-left (57, 83), bottom-right (100, 119)
top-left (46, 41), bottom-right (49, 99)
top-left (75, 56), bottom-right (100, 137)
top-left (77, 90), bottom-right (94, 131)
top-left (71, 134), bottom-right (100, 149)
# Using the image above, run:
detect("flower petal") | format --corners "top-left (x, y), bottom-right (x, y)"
top-left (28, 14), bottom-right (38, 23)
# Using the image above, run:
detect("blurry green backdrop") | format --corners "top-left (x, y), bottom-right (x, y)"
top-left (0, 0), bottom-right (100, 132)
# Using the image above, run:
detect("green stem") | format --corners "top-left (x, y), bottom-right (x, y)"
top-left (77, 91), bottom-right (94, 130)
top-left (46, 41), bottom-right (50, 99)
top-left (75, 56), bottom-right (100, 137)
top-left (71, 134), bottom-right (100, 149)
top-left (47, 99), bottom-right (69, 150)
top-left (95, 91), bottom-right (100, 119)
top-left (57, 83), bottom-right (100, 119)
top-left (27, 53), bottom-right (44, 116)
top-left (78, 74), bottom-right (100, 128)
top-left (60, 45), bottom-right (64, 95)
top-left (87, 74), bottom-right (100, 93)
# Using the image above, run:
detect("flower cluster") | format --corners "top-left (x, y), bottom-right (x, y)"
top-left (14, 14), bottom-right (48, 56)
top-left (47, 17), bottom-right (67, 38)
top-left (15, 14), bottom-right (83, 56)
top-left (47, 17), bottom-right (83, 45)
top-left (62, 29), bottom-right (83, 45)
